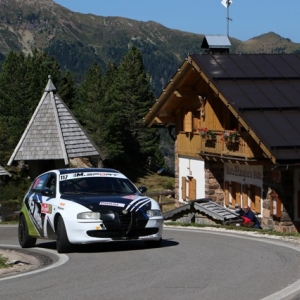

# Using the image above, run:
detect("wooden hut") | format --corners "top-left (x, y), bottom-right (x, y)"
top-left (8, 76), bottom-right (104, 179)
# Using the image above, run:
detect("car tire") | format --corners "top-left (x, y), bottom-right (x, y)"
top-left (56, 216), bottom-right (72, 253)
top-left (145, 238), bottom-right (162, 248)
top-left (18, 214), bottom-right (36, 248)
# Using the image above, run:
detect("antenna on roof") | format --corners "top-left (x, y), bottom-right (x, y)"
top-left (221, 0), bottom-right (233, 37)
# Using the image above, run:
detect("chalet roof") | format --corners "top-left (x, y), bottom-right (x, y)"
top-left (8, 76), bottom-right (104, 166)
top-left (144, 54), bottom-right (300, 164)
top-left (201, 35), bottom-right (231, 49)
top-left (0, 165), bottom-right (11, 177)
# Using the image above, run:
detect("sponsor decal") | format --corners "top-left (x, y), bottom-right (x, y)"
top-left (74, 172), bottom-right (84, 177)
top-left (125, 197), bottom-right (151, 212)
top-left (99, 201), bottom-right (125, 207)
top-left (59, 202), bottom-right (66, 206)
top-left (95, 226), bottom-right (101, 230)
top-left (60, 172), bottom-right (126, 181)
top-left (122, 195), bottom-right (138, 200)
top-left (41, 203), bottom-right (52, 214)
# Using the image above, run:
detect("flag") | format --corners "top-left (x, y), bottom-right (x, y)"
top-left (221, 0), bottom-right (232, 8)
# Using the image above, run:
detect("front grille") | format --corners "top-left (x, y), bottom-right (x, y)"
top-left (87, 228), bottom-right (159, 239)
top-left (119, 212), bottom-right (132, 233)
top-left (87, 230), bottom-right (122, 238)
top-left (130, 228), bottom-right (159, 236)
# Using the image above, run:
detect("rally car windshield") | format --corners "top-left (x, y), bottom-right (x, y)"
top-left (59, 176), bottom-right (138, 195)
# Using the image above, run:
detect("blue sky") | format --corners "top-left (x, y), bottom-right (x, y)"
top-left (54, 0), bottom-right (300, 43)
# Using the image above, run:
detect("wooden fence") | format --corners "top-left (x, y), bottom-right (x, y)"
top-left (146, 190), bottom-right (176, 210)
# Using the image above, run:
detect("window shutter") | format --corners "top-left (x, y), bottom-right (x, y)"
top-left (250, 185), bottom-right (255, 210)
top-left (193, 117), bottom-right (200, 132)
top-left (255, 186), bottom-right (261, 213)
top-left (189, 178), bottom-right (196, 201)
top-left (236, 183), bottom-right (241, 206)
top-left (270, 191), bottom-right (281, 218)
top-left (181, 177), bottom-right (186, 201)
top-left (231, 182), bottom-right (237, 207)
top-left (224, 181), bottom-right (229, 206)
top-left (184, 111), bottom-right (193, 132)
top-left (242, 184), bottom-right (248, 207)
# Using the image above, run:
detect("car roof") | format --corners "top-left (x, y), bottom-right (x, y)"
top-left (57, 168), bottom-right (121, 175)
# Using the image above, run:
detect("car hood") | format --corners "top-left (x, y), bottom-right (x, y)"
top-left (60, 194), bottom-right (151, 213)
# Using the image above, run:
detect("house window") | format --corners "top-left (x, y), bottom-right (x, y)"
top-left (224, 181), bottom-right (241, 207)
top-left (242, 184), bottom-right (248, 208)
top-left (224, 181), bottom-right (261, 213)
top-left (270, 190), bottom-right (281, 218)
top-left (181, 176), bottom-right (196, 201)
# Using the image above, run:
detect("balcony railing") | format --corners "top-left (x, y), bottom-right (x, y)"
top-left (177, 131), bottom-right (257, 159)
top-left (200, 131), bottom-right (256, 159)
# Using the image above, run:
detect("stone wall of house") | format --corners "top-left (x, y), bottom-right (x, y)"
top-left (174, 139), bottom-right (180, 207)
top-left (261, 166), bottom-right (299, 233)
top-left (204, 161), bottom-right (225, 205)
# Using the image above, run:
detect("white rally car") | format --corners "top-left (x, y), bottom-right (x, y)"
top-left (18, 168), bottom-right (163, 253)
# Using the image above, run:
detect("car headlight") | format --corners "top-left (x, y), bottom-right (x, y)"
top-left (146, 210), bottom-right (162, 218)
top-left (77, 212), bottom-right (100, 220)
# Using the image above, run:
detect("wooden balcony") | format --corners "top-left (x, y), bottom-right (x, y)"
top-left (177, 131), bottom-right (257, 159)
top-left (200, 132), bottom-right (256, 159)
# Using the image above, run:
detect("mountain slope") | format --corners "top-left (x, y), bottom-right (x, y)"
top-left (0, 0), bottom-right (300, 94)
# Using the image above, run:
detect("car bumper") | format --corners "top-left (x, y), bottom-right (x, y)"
top-left (64, 218), bottom-right (163, 244)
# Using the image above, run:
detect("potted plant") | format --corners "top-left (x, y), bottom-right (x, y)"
top-left (198, 127), bottom-right (208, 137)
top-left (199, 128), bottom-right (216, 141)
top-left (221, 129), bottom-right (239, 143)
top-left (207, 130), bottom-right (216, 140)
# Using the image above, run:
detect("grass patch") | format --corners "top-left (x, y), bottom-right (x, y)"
top-left (0, 254), bottom-right (9, 269)
top-left (133, 171), bottom-right (175, 192)
top-left (0, 221), bottom-right (19, 225)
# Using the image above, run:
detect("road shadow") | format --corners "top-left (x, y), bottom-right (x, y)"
top-left (35, 239), bottom-right (179, 253)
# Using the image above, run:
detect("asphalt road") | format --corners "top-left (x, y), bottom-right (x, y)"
top-left (1, 225), bottom-right (300, 300)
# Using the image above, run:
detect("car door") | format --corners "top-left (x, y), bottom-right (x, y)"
top-left (25, 173), bottom-right (52, 237)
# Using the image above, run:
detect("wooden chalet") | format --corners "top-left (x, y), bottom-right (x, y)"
top-left (7, 76), bottom-right (104, 179)
top-left (144, 53), bottom-right (300, 233)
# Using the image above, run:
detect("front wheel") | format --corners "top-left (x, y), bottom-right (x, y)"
top-left (18, 214), bottom-right (36, 248)
top-left (56, 216), bottom-right (73, 253)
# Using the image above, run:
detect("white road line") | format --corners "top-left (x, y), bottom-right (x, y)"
top-left (166, 227), bottom-right (300, 300)
top-left (0, 244), bottom-right (69, 282)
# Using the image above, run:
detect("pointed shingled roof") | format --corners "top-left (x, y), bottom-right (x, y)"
top-left (0, 165), bottom-right (11, 177)
top-left (8, 76), bottom-right (104, 166)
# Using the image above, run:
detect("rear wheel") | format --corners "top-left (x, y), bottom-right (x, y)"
top-left (18, 214), bottom-right (36, 248)
top-left (56, 216), bottom-right (72, 253)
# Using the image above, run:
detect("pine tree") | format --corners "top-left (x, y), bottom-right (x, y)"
top-left (102, 46), bottom-right (164, 169)
top-left (58, 69), bottom-right (77, 110)
top-left (0, 51), bottom-right (30, 163)
top-left (98, 62), bottom-right (126, 165)
top-left (77, 61), bottom-right (103, 144)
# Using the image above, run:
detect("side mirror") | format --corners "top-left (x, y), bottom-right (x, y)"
top-left (138, 186), bottom-right (147, 194)
top-left (41, 187), bottom-right (54, 196)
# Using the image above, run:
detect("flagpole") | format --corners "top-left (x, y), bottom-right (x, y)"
top-left (227, 4), bottom-right (230, 36)
top-left (221, 0), bottom-right (232, 37)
